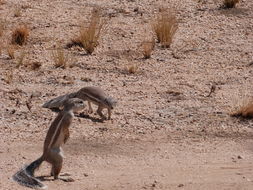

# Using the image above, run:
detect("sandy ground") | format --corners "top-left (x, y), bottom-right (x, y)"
top-left (0, 0), bottom-right (253, 189)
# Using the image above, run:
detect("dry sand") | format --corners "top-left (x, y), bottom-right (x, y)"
top-left (0, 0), bottom-right (253, 189)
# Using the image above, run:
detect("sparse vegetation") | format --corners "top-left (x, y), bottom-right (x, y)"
top-left (0, 0), bottom-right (5, 5)
top-left (14, 6), bottom-right (22, 17)
top-left (230, 98), bottom-right (253, 118)
top-left (67, 8), bottom-right (104, 54)
top-left (141, 38), bottom-right (155, 59)
top-left (30, 61), bottom-right (42, 70)
top-left (152, 8), bottom-right (178, 48)
top-left (16, 51), bottom-right (26, 68)
top-left (3, 70), bottom-right (13, 84)
top-left (7, 46), bottom-right (15, 59)
top-left (52, 48), bottom-right (69, 69)
top-left (0, 40), bottom-right (2, 55)
top-left (0, 21), bottom-right (4, 37)
top-left (11, 25), bottom-right (29, 46)
top-left (0, 18), bottom-right (6, 40)
top-left (223, 0), bottom-right (239, 8)
top-left (128, 64), bottom-right (138, 74)
top-left (21, 4), bottom-right (32, 10)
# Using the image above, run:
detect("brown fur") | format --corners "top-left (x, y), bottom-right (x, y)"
top-left (43, 86), bottom-right (117, 120)
top-left (13, 98), bottom-right (84, 189)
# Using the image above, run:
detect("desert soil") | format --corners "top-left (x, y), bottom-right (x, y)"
top-left (0, 0), bottom-right (253, 189)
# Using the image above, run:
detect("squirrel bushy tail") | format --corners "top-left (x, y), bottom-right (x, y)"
top-left (42, 92), bottom-right (77, 109)
top-left (12, 157), bottom-right (46, 189)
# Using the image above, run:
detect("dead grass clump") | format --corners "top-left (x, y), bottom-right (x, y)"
top-left (30, 61), bottom-right (42, 70)
top-left (0, 40), bottom-right (3, 55)
top-left (152, 8), bottom-right (178, 48)
top-left (52, 48), bottom-right (69, 69)
top-left (3, 70), bottom-right (13, 84)
top-left (223, 0), bottom-right (239, 8)
top-left (0, 0), bottom-right (5, 5)
top-left (7, 46), bottom-right (15, 59)
top-left (141, 38), bottom-right (155, 59)
top-left (16, 51), bottom-right (26, 68)
top-left (0, 18), bottom-right (6, 38)
top-left (21, 4), bottom-right (32, 10)
top-left (67, 8), bottom-right (104, 54)
top-left (14, 7), bottom-right (22, 17)
top-left (230, 98), bottom-right (253, 118)
top-left (128, 64), bottom-right (138, 74)
top-left (11, 25), bottom-right (29, 46)
top-left (0, 21), bottom-right (4, 37)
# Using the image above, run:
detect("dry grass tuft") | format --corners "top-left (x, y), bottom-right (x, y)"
top-left (0, 40), bottom-right (3, 55)
top-left (14, 6), bottom-right (22, 17)
top-left (152, 8), bottom-right (178, 48)
top-left (230, 98), bottom-right (253, 118)
top-left (67, 8), bottom-right (104, 54)
top-left (7, 46), bottom-right (15, 59)
top-left (0, 21), bottom-right (4, 37)
top-left (11, 25), bottom-right (29, 46)
top-left (30, 61), bottom-right (42, 70)
top-left (16, 51), bottom-right (26, 68)
top-left (223, 0), bottom-right (239, 8)
top-left (0, 0), bottom-right (5, 5)
top-left (0, 18), bottom-right (6, 38)
top-left (52, 48), bottom-right (69, 69)
top-left (3, 70), bottom-right (13, 84)
top-left (141, 38), bottom-right (155, 59)
top-left (128, 64), bottom-right (138, 74)
top-left (21, 4), bottom-right (32, 10)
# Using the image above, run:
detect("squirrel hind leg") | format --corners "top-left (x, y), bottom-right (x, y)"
top-left (47, 148), bottom-right (63, 179)
top-left (97, 106), bottom-right (106, 120)
top-left (52, 163), bottom-right (62, 180)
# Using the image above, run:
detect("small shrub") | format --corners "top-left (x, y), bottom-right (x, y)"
top-left (7, 46), bottom-right (15, 59)
top-left (11, 25), bottom-right (29, 46)
top-left (223, 0), bottom-right (239, 8)
top-left (67, 8), bottom-right (104, 54)
top-left (141, 38), bottom-right (155, 59)
top-left (152, 8), bottom-right (178, 48)
top-left (52, 48), bottom-right (69, 69)
top-left (230, 98), bottom-right (253, 118)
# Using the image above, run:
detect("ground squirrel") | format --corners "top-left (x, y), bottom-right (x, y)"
top-left (12, 98), bottom-right (85, 189)
top-left (43, 86), bottom-right (117, 120)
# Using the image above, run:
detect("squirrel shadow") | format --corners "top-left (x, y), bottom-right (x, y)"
top-left (37, 174), bottom-right (74, 183)
top-left (49, 108), bottom-right (105, 123)
top-left (76, 112), bottom-right (105, 123)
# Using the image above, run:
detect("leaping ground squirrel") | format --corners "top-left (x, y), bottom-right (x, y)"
top-left (43, 86), bottom-right (117, 120)
top-left (12, 98), bottom-right (85, 189)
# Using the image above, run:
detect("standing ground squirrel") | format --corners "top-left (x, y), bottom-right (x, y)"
top-left (42, 86), bottom-right (117, 120)
top-left (12, 98), bottom-right (85, 189)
